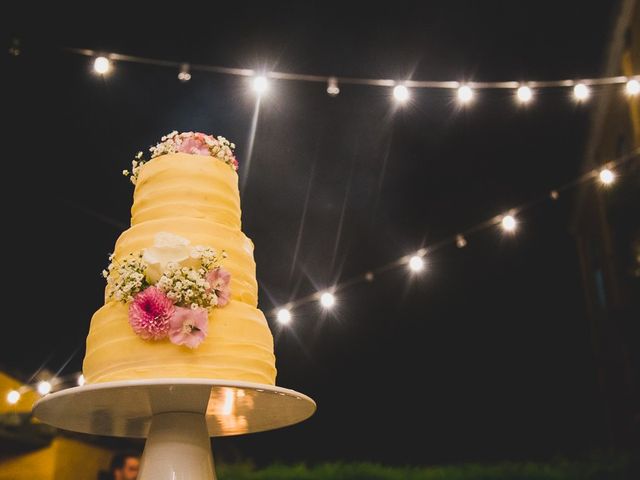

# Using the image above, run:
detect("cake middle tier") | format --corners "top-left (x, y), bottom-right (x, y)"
top-left (112, 217), bottom-right (258, 307)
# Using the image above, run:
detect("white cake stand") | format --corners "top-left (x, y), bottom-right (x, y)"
top-left (33, 378), bottom-right (316, 479)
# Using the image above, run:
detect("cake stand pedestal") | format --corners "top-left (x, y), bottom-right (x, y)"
top-left (33, 378), bottom-right (316, 480)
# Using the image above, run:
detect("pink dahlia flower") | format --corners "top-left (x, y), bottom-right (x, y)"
top-left (128, 287), bottom-right (175, 340)
top-left (169, 306), bottom-right (209, 349)
top-left (206, 267), bottom-right (232, 307)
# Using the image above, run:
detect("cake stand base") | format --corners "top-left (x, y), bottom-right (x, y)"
top-left (140, 411), bottom-right (216, 479)
top-left (33, 379), bottom-right (316, 480)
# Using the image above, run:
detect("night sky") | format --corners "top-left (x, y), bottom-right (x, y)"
top-left (4, 0), bottom-right (626, 467)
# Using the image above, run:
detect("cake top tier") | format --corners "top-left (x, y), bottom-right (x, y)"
top-left (124, 131), bottom-right (238, 185)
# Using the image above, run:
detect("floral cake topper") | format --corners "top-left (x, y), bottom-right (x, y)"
top-left (123, 131), bottom-right (239, 185)
top-left (103, 232), bottom-right (231, 349)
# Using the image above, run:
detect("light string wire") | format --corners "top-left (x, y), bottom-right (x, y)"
top-left (66, 47), bottom-right (640, 90)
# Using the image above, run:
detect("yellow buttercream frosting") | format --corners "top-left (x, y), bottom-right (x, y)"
top-left (82, 153), bottom-right (277, 385)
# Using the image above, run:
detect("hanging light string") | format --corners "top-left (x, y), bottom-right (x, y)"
top-left (271, 148), bottom-right (639, 321)
top-left (4, 48), bottom-right (638, 400)
top-left (66, 47), bottom-right (640, 100)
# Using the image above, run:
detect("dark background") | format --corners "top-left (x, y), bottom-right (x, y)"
top-left (3, 0), bottom-right (628, 466)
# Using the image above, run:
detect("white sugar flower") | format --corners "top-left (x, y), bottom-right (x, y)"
top-left (143, 232), bottom-right (192, 283)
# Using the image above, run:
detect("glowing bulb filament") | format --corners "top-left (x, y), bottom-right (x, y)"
top-left (320, 292), bottom-right (336, 308)
top-left (501, 215), bottom-right (517, 232)
top-left (277, 308), bottom-right (292, 325)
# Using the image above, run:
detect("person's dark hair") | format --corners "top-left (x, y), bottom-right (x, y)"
top-left (110, 452), bottom-right (139, 472)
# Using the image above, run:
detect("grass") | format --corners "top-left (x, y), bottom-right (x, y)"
top-left (216, 456), bottom-right (637, 480)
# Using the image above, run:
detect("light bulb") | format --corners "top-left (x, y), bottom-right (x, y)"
top-left (178, 64), bottom-right (191, 82)
top-left (408, 255), bottom-right (425, 272)
top-left (625, 79), bottom-right (640, 96)
top-left (37, 381), bottom-right (52, 396)
top-left (276, 308), bottom-right (292, 325)
top-left (456, 234), bottom-right (467, 248)
top-left (93, 56), bottom-right (111, 75)
top-left (516, 85), bottom-right (533, 103)
top-left (327, 77), bottom-right (340, 96)
top-left (320, 292), bottom-right (335, 308)
top-left (599, 168), bottom-right (615, 185)
top-left (7, 390), bottom-right (20, 405)
top-left (501, 215), bottom-right (517, 232)
top-left (457, 85), bottom-right (474, 104)
top-left (573, 83), bottom-right (590, 101)
top-left (252, 75), bottom-right (269, 94)
top-left (393, 85), bottom-right (410, 103)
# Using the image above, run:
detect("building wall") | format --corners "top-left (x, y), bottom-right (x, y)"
top-left (574, 0), bottom-right (640, 450)
top-left (0, 371), bottom-right (115, 480)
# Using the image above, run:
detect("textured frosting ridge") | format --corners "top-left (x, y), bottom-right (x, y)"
top-left (82, 153), bottom-right (277, 385)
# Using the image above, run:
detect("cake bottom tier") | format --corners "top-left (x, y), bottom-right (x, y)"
top-left (82, 300), bottom-right (277, 385)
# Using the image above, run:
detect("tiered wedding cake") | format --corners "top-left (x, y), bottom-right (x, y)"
top-left (82, 132), bottom-right (277, 385)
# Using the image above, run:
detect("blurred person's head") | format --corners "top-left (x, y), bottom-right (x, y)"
top-left (110, 452), bottom-right (140, 480)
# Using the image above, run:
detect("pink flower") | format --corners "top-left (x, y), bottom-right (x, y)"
top-left (206, 267), bottom-right (232, 307)
top-left (178, 137), bottom-right (210, 156)
top-left (168, 306), bottom-right (208, 348)
top-left (128, 287), bottom-right (175, 340)
top-left (175, 132), bottom-right (215, 156)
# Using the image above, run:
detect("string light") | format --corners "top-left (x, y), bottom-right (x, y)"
top-left (456, 234), bottom-right (467, 248)
top-left (320, 292), bottom-right (336, 309)
top-left (37, 381), bottom-right (52, 396)
top-left (501, 214), bottom-right (517, 232)
top-left (276, 308), bottom-right (292, 325)
top-left (457, 85), bottom-right (474, 104)
top-left (364, 272), bottom-right (375, 282)
top-left (516, 85), bottom-right (533, 104)
top-left (573, 83), bottom-right (590, 101)
top-left (393, 85), bottom-right (410, 103)
top-left (327, 77), bottom-right (340, 96)
top-left (7, 390), bottom-right (20, 405)
top-left (178, 63), bottom-right (191, 82)
top-left (252, 75), bottom-right (269, 95)
top-left (408, 255), bottom-right (425, 272)
top-left (8, 37), bottom-right (21, 57)
top-left (93, 56), bottom-right (111, 75)
top-left (599, 168), bottom-right (615, 185)
top-left (550, 190), bottom-right (559, 200)
top-left (626, 79), bottom-right (640, 96)
top-left (64, 47), bottom-right (640, 109)
top-left (77, 374), bottom-right (85, 386)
